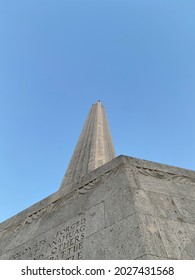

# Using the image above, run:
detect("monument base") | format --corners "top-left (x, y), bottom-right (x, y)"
top-left (1, 155), bottom-right (195, 259)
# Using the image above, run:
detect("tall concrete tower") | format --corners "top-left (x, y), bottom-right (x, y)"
top-left (1, 101), bottom-right (195, 260)
top-left (60, 101), bottom-right (115, 191)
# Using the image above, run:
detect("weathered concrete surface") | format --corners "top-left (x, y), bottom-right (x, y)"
top-left (1, 155), bottom-right (195, 259)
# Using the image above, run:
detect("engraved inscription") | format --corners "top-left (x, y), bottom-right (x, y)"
top-left (9, 217), bottom-right (86, 260)
top-left (47, 218), bottom-right (86, 260)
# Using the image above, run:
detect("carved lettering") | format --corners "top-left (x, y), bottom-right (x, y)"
top-left (9, 218), bottom-right (86, 260)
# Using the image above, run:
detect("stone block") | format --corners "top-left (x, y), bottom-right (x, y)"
top-left (1, 155), bottom-right (195, 259)
top-left (82, 213), bottom-right (145, 259)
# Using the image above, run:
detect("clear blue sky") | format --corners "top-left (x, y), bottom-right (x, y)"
top-left (0, 0), bottom-right (195, 222)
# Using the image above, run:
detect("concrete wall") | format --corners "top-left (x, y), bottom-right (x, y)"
top-left (0, 156), bottom-right (195, 259)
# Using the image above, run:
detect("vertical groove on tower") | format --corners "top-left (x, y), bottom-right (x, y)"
top-left (59, 101), bottom-right (115, 191)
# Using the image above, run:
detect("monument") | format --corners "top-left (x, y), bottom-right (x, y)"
top-left (0, 101), bottom-right (195, 259)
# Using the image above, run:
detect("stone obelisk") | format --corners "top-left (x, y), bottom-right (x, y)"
top-left (1, 100), bottom-right (195, 260)
top-left (60, 100), bottom-right (115, 191)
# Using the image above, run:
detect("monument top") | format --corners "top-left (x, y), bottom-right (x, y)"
top-left (59, 101), bottom-right (115, 191)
